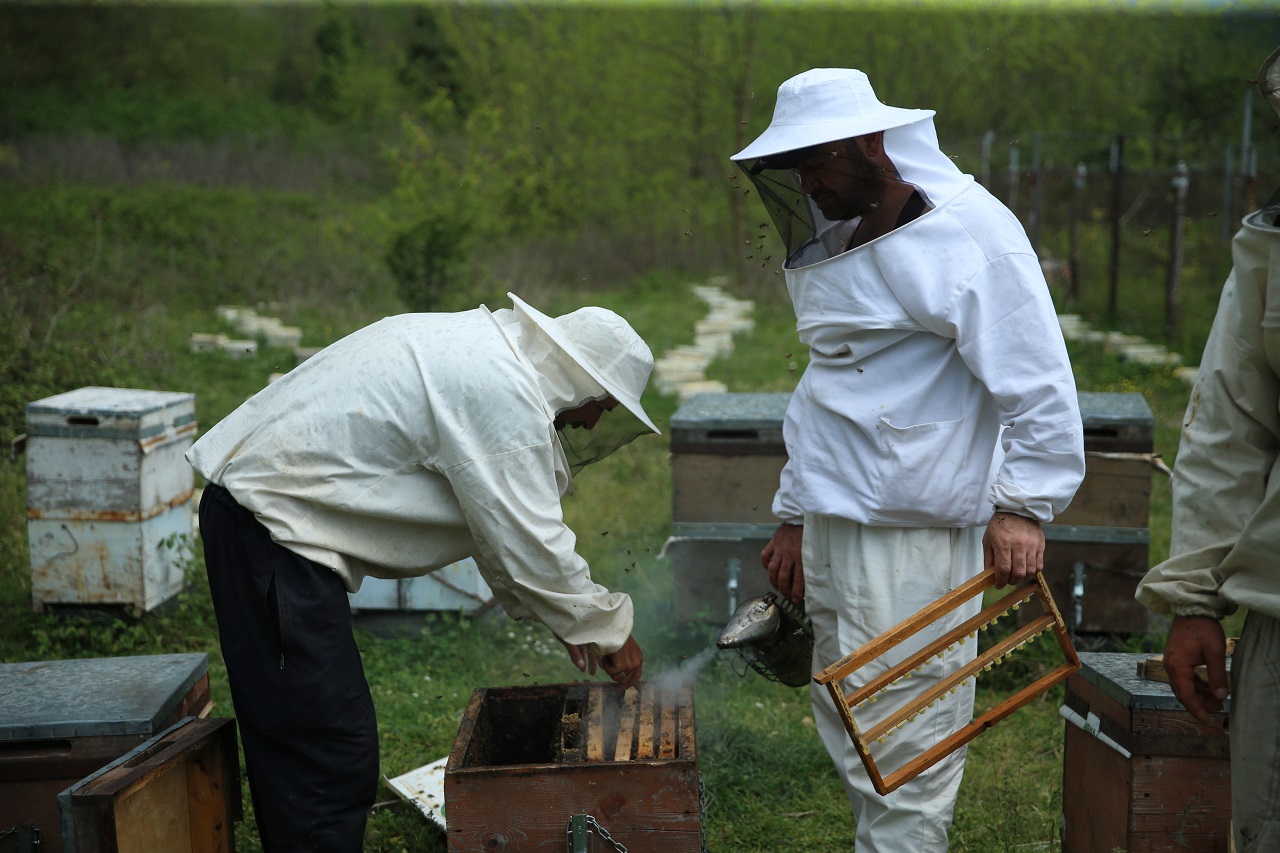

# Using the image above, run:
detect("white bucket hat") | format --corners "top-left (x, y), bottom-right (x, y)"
top-left (507, 293), bottom-right (660, 435)
top-left (732, 68), bottom-right (934, 164)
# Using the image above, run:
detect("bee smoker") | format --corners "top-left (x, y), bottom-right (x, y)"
top-left (716, 592), bottom-right (814, 687)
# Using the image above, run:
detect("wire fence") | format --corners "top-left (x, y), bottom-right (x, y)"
top-left (950, 118), bottom-right (1280, 343)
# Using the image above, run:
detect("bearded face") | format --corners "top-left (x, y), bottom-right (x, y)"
top-left (792, 139), bottom-right (888, 222)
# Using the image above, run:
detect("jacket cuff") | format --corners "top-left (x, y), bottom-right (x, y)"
top-left (1170, 604), bottom-right (1227, 619)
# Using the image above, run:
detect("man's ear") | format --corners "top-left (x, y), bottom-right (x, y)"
top-left (852, 131), bottom-right (886, 161)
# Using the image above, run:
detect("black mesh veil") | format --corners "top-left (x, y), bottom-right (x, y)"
top-left (555, 395), bottom-right (650, 476)
top-left (738, 158), bottom-right (855, 269)
top-left (740, 161), bottom-right (816, 261)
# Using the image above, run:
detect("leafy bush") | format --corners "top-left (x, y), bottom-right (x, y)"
top-left (385, 214), bottom-right (473, 312)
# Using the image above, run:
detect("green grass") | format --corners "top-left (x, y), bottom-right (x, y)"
top-left (0, 174), bottom-right (1238, 851)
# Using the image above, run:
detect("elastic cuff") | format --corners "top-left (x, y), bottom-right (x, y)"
top-left (1170, 604), bottom-right (1226, 619)
top-left (993, 507), bottom-right (1041, 524)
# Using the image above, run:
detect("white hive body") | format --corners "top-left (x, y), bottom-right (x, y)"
top-left (25, 386), bottom-right (197, 615)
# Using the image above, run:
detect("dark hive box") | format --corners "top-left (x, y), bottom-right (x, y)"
top-left (0, 653), bottom-right (213, 853)
top-left (1038, 392), bottom-right (1156, 638)
top-left (444, 681), bottom-right (702, 851)
top-left (1061, 652), bottom-right (1231, 853)
top-left (666, 392), bottom-right (790, 622)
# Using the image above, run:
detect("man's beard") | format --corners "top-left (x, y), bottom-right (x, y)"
top-left (814, 148), bottom-right (888, 221)
top-left (816, 176), bottom-right (887, 222)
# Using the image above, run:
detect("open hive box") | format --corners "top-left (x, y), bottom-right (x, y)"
top-left (444, 680), bottom-right (702, 852)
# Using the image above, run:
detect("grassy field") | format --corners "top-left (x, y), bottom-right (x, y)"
top-left (0, 175), bottom-right (1243, 851)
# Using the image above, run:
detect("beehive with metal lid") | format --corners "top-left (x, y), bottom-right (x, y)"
top-left (25, 386), bottom-right (197, 615)
top-left (665, 392), bottom-right (791, 623)
top-left (1039, 391), bottom-right (1158, 639)
top-left (669, 391), bottom-right (790, 525)
top-left (1061, 651), bottom-right (1231, 853)
top-left (0, 653), bottom-right (212, 853)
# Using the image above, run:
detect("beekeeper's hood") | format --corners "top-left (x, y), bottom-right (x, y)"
top-left (1258, 45), bottom-right (1280, 225)
top-left (500, 292), bottom-right (659, 474)
top-left (731, 68), bottom-right (972, 268)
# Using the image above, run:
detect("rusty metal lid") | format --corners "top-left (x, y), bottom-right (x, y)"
top-left (26, 386), bottom-right (196, 441)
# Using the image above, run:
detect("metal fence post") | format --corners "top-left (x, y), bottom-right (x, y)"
top-left (1108, 133), bottom-right (1125, 317)
top-left (1166, 160), bottom-right (1189, 341)
top-left (1069, 162), bottom-right (1087, 302)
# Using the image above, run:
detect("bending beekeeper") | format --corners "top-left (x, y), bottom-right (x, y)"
top-left (731, 69), bottom-right (1085, 851)
top-left (189, 293), bottom-right (658, 852)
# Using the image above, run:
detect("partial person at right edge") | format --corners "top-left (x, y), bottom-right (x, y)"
top-left (1135, 44), bottom-right (1280, 853)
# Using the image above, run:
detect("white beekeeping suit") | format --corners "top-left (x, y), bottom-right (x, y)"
top-left (190, 292), bottom-right (658, 655)
top-left (731, 68), bottom-right (1084, 852)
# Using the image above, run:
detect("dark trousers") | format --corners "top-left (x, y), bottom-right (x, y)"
top-left (199, 484), bottom-right (378, 853)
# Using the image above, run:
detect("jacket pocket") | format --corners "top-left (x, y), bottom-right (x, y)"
top-left (870, 416), bottom-right (987, 526)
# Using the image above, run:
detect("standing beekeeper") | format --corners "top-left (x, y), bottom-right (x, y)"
top-left (731, 69), bottom-right (1085, 850)
top-left (1135, 46), bottom-right (1280, 853)
top-left (189, 293), bottom-right (658, 852)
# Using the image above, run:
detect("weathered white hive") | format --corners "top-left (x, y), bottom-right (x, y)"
top-left (26, 386), bottom-right (197, 615)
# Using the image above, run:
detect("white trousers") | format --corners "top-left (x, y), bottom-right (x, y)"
top-left (804, 515), bottom-right (984, 852)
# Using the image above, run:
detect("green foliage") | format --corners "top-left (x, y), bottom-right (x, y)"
top-left (396, 7), bottom-right (467, 111)
top-left (0, 86), bottom-right (322, 145)
top-left (0, 182), bottom-right (403, 444)
top-left (308, 4), bottom-right (401, 133)
top-left (384, 216), bottom-right (470, 312)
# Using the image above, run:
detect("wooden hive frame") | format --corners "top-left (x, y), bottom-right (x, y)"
top-left (565, 681), bottom-right (691, 764)
top-left (813, 569), bottom-right (1081, 796)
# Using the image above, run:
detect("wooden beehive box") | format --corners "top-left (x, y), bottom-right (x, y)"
top-left (0, 653), bottom-right (213, 853)
top-left (1038, 391), bottom-right (1156, 638)
top-left (669, 392), bottom-right (790, 525)
top-left (1054, 391), bottom-right (1155, 529)
top-left (58, 716), bottom-right (240, 853)
top-left (666, 392), bottom-right (790, 622)
top-left (444, 681), bottom-right (702, 851)
top-left (1061, 652), bottom-right (1231, 853)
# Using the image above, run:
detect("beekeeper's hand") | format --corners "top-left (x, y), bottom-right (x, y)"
top-left (762, 522), bottom-right (804, 603)
top-left (983, 510), bottom-right (1043, 588)
top-left (1162, 615), bottom-right (1230, 726)
top-left (600, 636), bottom-right (643, 691)
top-left (559, 637), bottom-right (599, 676)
